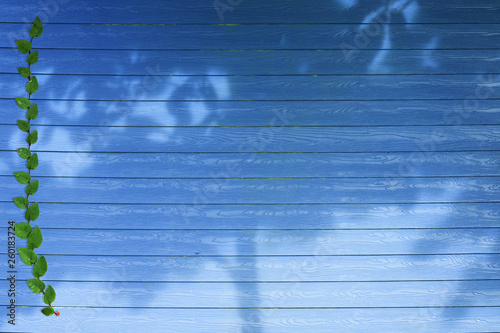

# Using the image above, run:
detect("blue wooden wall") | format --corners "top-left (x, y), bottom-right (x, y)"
top-left (1, 0), bottom-right (500, 332)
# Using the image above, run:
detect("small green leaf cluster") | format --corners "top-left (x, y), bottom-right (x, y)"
top-left (12, 17), bottom-right (59, 317)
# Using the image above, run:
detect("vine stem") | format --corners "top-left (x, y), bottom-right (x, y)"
top-left (22, 35), bottom-right (58, 317)
top-left (39, 289), bottom-right (59, 316)
top-left (25, 36), bottom-right (34, 209)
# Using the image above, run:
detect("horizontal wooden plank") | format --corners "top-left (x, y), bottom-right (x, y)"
top-left (1, 0), bottom-right (499, 24)
top-left (4, 280), bottom-right (500, 308)
top-left (1, 99), bottom-right (499, 127)
top-left (3, 254), bottom-right (499, 282)
top-left (2, 74), bottom-right (498, 101)
top-left (1, 151), bottom-right (499, 178)
top-left (2, 23), bottom-right (500, 49)
top-left (2, 228), bottom-right (499, 256)
top-left (2, 176), bottom-right (499, 204)
top-left (3, 49), bottom-right (500, 76)
top-left (2, 202), bottom-right (500, 230)
top-left (2, 125), bottom-right (500, 153)
top-left (5, 307), bottom-right (500, 332)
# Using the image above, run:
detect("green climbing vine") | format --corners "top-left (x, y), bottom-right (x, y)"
top-left (12, 17), bottom-right (59, 317)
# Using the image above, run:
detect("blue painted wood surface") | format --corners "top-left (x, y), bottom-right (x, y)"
top-left (1, 0), bottom-right (500, 332)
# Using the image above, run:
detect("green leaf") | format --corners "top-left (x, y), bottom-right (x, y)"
top-left (27, 50), bottom-right (39, 65)
top-left (14, 171), bottom-right (31, 184)
top-left (27, 226), bottom-right (43, 248)
top-left (41, 306), bottom-right (54, 316)
top-left (18, 247), bottom-right (37, 265)
top-left (27, 153), bottom-right (39, 170)
top-left (27, 130), bottom-right (38, 144)
top-left (33, 255), bottom-right (47, 278)
top-left (17, 120), bottom-right (30, 132)
top-left (25, 202), bottom-right (40, 221)
top-left (17, 148), bottom-right (31, 159)
top-left (13, 196), bottom-right (29, 209)
top-left (16, 40), bottom-right (32, 54)
top-left (44, 285), bottom-right (56, 305)
top-left (15, 97), bottom-right (30, 109)
top-left (26, 76), bottom-right (39, 94)
top-left (27, 103), bottom-right (38, 120)
top-left (26, 179), bottom-right (39, 195)
top-left (27, 278), bottom-right (45, 294)
top-left (18, 67), bottom-right (31, 78)
top-left (30, 17), bottom-right (43, 38)
top-left (13, 222), bottom-right (31, 239)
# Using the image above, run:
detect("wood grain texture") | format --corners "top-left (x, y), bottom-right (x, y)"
top-left (2, 99), bottom-right (499, 127)
top-left (1, 0), bottom-right (499, 331)
top-left (3, 49), bottom-right (500, 75)
top-left (2, 125), bottom-right (500, 153)
top-left (5, 307), bottom-right (500, 333)
top-left (1, 74), bottom-right (498, 105)
top-left (2, 151), bottom-right (499, 178)
top-left (6, 280), bottom-right (500, 308)
top-left (2, 176), bottom-right (499, 204)
top-left (2, 23), bottom-right (500, 49)
top-left (2, 202), bottom-right (500, 230)
top-left (1, 228), bottom-right (499, 256)
top-left (1, 0), bottom-right (499, 23)
top-left (2, 73), bottom-right (498, 101)
top-left (4, 254), bottom-right (500, 282)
